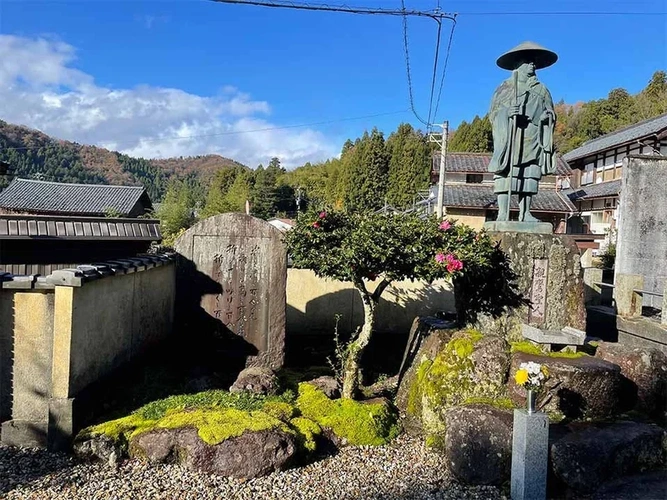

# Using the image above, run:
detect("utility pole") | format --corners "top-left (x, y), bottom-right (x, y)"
top-left (430, 121), bottom-right (448, 219)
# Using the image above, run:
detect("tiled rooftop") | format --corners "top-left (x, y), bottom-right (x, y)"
top-left (432, 152), bottom-right (571, 176)
top-left (0, 178), bottom-right (151, 216)
top-left (562, 113), bottom-right (667, 163)
top-left (422, 184), bottom-right (576, 213)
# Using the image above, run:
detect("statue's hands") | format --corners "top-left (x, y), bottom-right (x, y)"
top-left (540, 110), bottom-right (554, 123)
top-left (509, 105), bottom-right (522, 117)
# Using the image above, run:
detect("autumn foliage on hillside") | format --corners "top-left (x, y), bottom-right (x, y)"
top-left (0, 121), bottom-right (245, 201)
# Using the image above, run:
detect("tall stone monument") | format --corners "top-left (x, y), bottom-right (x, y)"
top-left (484, 41), bottom-right (558, 234)
top-left (174, 213), bottom-right (286, 370)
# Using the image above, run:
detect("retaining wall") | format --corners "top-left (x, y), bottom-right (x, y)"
top-left (0, 255), bottom-right (176, 450)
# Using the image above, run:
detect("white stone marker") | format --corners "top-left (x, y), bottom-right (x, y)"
top-left (511, 409), bottom-right (549, 500)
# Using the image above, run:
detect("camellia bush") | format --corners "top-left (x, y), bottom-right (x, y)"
top-left (284, 208), bottom-right (523, 399)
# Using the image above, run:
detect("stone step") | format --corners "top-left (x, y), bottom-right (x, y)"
top-left (522, 324), bottom-right (586, 346)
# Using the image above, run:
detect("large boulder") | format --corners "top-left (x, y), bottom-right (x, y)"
top-left (591, 470), bottom-right (667, 500)
top-left (399, 329), bottom-right (512, 437)
top-left (395, 317), bottom-right (457, 415)
top-left (130, 426), bottom-right (298, 478)
top-left (550, 422), bottom-right (666, 493)
top-left (509, 352), bottom-right (622, 419)
top-left (229, 367), bottom-right (279, 396)
top-left (444, 404), bottom-right (513, 486)
top-left (595, 342), bottom-right (667, 419)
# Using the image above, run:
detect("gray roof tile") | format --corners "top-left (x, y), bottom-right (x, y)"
top-left (564, 179), bottom-right (622, 201)
top-left (433, 152), bottom-right (571, 176)
top-left (0, 178), bottom-right (150, 216)
top-left (562, 113), bottom-right (667, 162)
top-left (423, 184), bottom-right (576, 212)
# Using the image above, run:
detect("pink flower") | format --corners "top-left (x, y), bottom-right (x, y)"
top-left (319, 211), bottom-right (327, 219)
top-left (312, 221), bottom-right (320, 228)
top-left (439, 220), bottom-right (452, 231)
top-left (445, 253), bottom-right (463, 272)
top-left (435, 253), bottom-right (446, 264)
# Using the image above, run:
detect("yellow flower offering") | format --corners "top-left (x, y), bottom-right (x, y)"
top-left (515, 369), bottom-right (529, 385)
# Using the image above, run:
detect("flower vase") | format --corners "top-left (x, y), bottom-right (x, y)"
top-left (526, 389), bottom-right (536, 414)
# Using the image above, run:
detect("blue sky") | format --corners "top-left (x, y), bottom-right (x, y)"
top-left (0, 0), bottom-right (665, 167)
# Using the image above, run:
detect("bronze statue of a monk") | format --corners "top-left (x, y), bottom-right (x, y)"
top-left (488, 41), bottom-right (558, 222)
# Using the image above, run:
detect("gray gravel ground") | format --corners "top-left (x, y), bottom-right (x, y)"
top-left (0, 435), bottom-right (506, 500)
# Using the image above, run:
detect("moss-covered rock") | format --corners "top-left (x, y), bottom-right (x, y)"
top-left (295, 383), bottom-right (400, 446)
top-left (509, 352), bottom-right (623, 420)
top-left (405, 330), bottom-right (511, 439)
top-left (130, 426), bottom-right (298, 477)
top-left (74, 389), bottom-right (316, 464)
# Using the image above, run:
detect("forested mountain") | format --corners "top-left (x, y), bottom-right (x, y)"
top-left (0, 121), bottom-right (246, 201)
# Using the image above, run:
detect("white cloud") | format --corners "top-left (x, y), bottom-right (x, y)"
top-left (0, 35), bottom-right (337, 168)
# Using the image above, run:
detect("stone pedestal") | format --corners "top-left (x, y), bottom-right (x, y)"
top-left (511, 409), bottom-right (549, 500)
top-left (487, 232), bottom-right (586, 332)
top-left (483, 221), bottom-right (553, 234)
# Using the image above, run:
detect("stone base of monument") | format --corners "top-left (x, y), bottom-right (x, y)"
top-left (511, 409), bottom-right (549, 500)
top-left (483, 221), bottom-right (553, 234)
top-left (522, 324), bottom-right (590, 352)
top-left (479, 232), bottom-right (586, 334)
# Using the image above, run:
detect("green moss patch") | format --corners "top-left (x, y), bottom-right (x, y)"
top-left (262, 401), bottom-right (297, 421)
top-left (136, 389), bottom-right (295, 420)
top-left (290, 417), bottom-right (322, 452)
top-left (79, 389), bottom-right (304, 449)
top-left (154, 408), bottom-right (286, 445)
top-left (296, 383), bottom-right (399, 446)
top-left (462, 396), bottom-right (516, 410)
top-left (511, 341), bottom-right (588, 359)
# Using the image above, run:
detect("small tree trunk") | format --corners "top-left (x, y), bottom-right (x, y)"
top-left (341, 294), bottom-right (376, 399)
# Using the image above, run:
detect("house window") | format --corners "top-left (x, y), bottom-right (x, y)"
top-left (466, 174), bottom-right (483, 184)
top-left (582, 163), bottom-right (595, 185)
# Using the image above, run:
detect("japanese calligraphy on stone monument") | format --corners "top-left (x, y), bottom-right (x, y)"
top-left (529, 258), bottom-right (548, 324)
top-left (174, 213), bottom-right (287, 369)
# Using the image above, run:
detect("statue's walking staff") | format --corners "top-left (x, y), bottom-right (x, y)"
top-left (505, 70), bottom-right (518, 222)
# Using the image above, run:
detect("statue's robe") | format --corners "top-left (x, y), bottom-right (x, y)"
top-left (488, 75), bottom-right (556, 195)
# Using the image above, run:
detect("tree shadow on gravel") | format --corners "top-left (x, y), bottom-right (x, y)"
top-left (0, 444), bottom-right (76, 495)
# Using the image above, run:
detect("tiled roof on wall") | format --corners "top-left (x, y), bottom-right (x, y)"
top-left (0, 214), bottom-right (161, 240)
top-left (0, 178), bottom-right (150, 216)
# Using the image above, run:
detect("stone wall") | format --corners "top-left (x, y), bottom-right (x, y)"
top-left (615, 155), bottom-right (667, 308)
top-left (0, 255), bottom-right (176, 450)
top-left (286, 269), bottom-right (455, 336)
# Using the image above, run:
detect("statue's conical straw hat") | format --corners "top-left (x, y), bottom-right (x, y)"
top-left (496, 41), bottom-right (558, 70)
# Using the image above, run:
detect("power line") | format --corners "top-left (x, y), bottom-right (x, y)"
top-left (209, 0), bottom-right (456, 21)
top-left (425, 19), bottom-right (443, 128)
top-left (433, 17), bottom-right (457, 123)
top-left (0, 109), bottom-right (410, 152)
top-left (399, 1), bottom-right (430, 126)
top-left (459, 11), bottom-right (665, 15)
